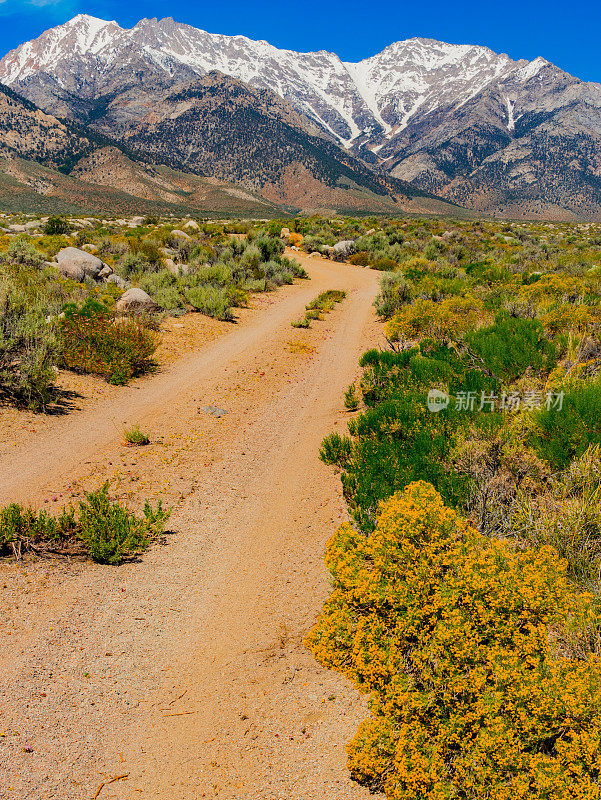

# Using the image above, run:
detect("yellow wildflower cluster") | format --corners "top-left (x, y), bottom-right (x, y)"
top-left (385, 296), bottom-right (485, 344)
top-left (306, 482), bottom-right (601, 800)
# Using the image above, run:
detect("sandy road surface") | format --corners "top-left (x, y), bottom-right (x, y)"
top-left (0, 253), bottom-right (383, 799)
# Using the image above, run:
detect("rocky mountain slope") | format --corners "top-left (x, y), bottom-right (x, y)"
top-left (0, 148), bottom-right (284, 216)
top-left (0, 82), bottom-right (92, 168)
top-left (2, 14), bottom-right (601, 218)
top-left (83, 71), bottom-right (444, 214)
top-left (0, 74), bottom-right (448, 216)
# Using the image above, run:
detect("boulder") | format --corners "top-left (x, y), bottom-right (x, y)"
top-left (280, 227), bottom-right (291, 239)
top-left (106, 274), bottom-right (128, 289)
top-left (115, 287), bottom-right (159, 314)
top-left (98, 265), bottom-right (113, 280)
top-left (8, 224), bottom-right (27, 233)
top-left (56, 247), bottom-right (104, 279)
top-left (170, 229), bottom-right (190, 240)
top-left (332, 240), bottom-right (355, 260)
top-left (58, 262), bottom-right (86, 282)
top-left (164, 258), bottom-right (180, 276)
top-left (131, 216), bottom-right (146, 226)
top-left (183, 219), bottom-right (200, 232)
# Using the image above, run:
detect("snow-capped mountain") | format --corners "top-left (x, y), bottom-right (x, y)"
top-left (0, 15), bottom-right (535, 146)
top-left (3, 14), bottom-right (601, 218)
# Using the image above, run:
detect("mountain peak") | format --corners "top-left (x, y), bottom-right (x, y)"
top-left (67, 13), bottom-right (115, 28)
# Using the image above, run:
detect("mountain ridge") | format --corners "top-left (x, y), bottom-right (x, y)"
top-left (3, 15), bottom-right (601, 218)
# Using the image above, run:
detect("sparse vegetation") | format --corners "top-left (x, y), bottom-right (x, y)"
top-left (291, 289), bottom-right (346, 328)
top-left (123, 424), bottom-right (150, 446)
top-left (0, 216), bottom-right (308, 408)
top-left (0, 484), bottom-right (170, 564)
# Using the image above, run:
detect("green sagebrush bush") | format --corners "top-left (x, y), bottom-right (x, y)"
top-left (61, 298), bottom-right (158, 385)
top-left (373, 271), bottom-right (413, 319)
top-left (2, 235), bottom-right (45, 268)
top-left (306, 481), bottom-right (601, 800)
top-left (529, 377), bottom-right (601, 469)
top-left (320, 345), bottom-right (499, 533)
top-left (0, 484), bottom-right (170, 564)
top-left (184, 284), bottom-right (234, 320)
top-left (0, 278), bottom-right (59, 410)
top-left (467, 311), bottom-right (557, 382)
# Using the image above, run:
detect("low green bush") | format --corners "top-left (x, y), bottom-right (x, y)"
top-left (0, 282), bottom-right (59, 409)
top-left (467, 311), bottom-right (557, 382)
top-left (529, 378), bottom-right (601, 468)
top-left (0, 484), bottom-right (170, 564)
top-left (43, 216), bottom-right (70, 236)
top-left (373, 272), bottom-right (413, 319)
top-left (293, 289), bottom-right (346, 328)
top-left (2, 236), bottom-right (44, 268)
top-left (184, 285), bottom-right (233, 320)
top-left (322, 346), bottom-right (499, 532)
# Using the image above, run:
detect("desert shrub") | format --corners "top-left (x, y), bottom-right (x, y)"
top-left (137, 269), bottom-right (184, 311)
top-left (511, 445), bottom-right (601, 588)
top-left (43, 216), bottom-right (70, 236)
top-left (529, 378), bottom-right (601, 468)
top-left (283, 256), bottom-right (307, 279)
top-left (123, 424), bottom-right (150, 446)
top-left (386, 296), bottom-right (485, 345)
top-left (96, 237), bottom-right (129, 259)
top-left (349, 251), bottom-right (370, 266)
top-left (306, 481), bottom-right (601, 800)
top-left (306, 289), bottom-right (346, 311)
top-left (294, 289), bottom-right (346, 327)
top-left (189, 262), bottom-right (232, 286)
top-left (240, 243), bottom-right (262, 270)
top-left (116, 251), bottom-right (156, 279)
top-left (152, 285), bottom-right (184, 311)
top-left (184, 285), bottom-right (233, 321)
top-left (61, 299), bottom-right (158, 385)
top-left (344, 383), bottom-right (360, 411)
top-left (321, 346), bottom-right (498, 532)
top-left (77, 484), bottom-right (169, 564)
top-left (372, 256), bottom-right (398, 271)
top-left (0, 503), bottom-right (77, 556)
top-left (129, 237), bottom-right (162, 265)
top-left (467, 312), bottom-right (558, 382)
top-left (2, 236), bottom-right (44, 267)
top-left (374, 272), bottom-right (413, 319)
top-left (541, 303), bottom-right (600, 336)
top-left (262, 260), bottom-right (293, 287)
top-left (254, 234), bottom-right (284, 263)
top-left (0, 283), bottom-right (59, 409)
top-left (244, 278), bottom-right (266, 293)
top-left (0, 485), bottom-right (170, 564)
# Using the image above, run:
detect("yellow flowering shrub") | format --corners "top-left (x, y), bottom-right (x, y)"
top-left (306, 482), bottom-right (601, 800)
top-left (385, 296), bottom-right (485, 344)
top-left (541, 305), bottom-right (600, 336)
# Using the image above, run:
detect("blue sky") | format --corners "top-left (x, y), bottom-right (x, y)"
top-left (1, 0), bottom-right (600, 82)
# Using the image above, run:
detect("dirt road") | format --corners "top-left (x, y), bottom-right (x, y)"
top-left (0, 253), bottom-right (383, 800)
